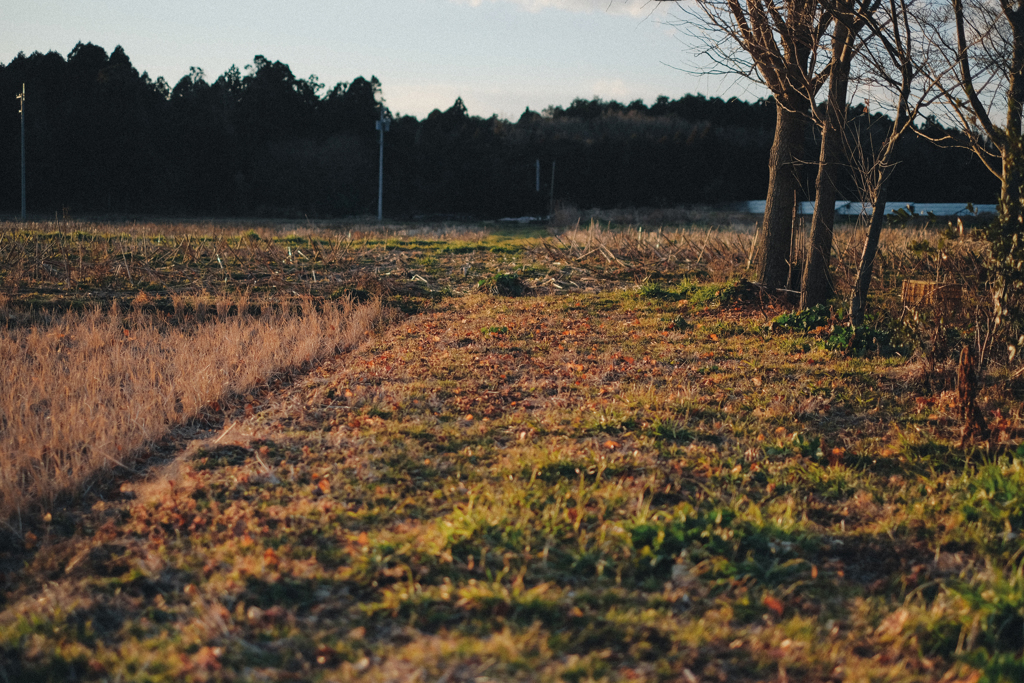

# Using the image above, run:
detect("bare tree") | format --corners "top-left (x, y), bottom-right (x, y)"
top-left (848, 0), bottom-right (937, 324)
top-left (660, 0), bottom-right (833, 289)
top-left (930, 0), bottom-right (1024, 353)
top-left (933, 0), bottom-right (1022, 207)
top-left (800, 4), bottom-right (868, 307)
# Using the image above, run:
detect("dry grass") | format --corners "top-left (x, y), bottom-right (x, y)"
top-left (0, 296), bottom-right (383, 527)
top-left (540, 220), bottom-right (992, 309)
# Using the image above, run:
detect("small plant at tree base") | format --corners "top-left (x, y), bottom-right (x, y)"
top-left (770, 304), bottom-right (901, 356)
top-left (770, 304), bottom-right (834, 333)
top-left (826, 323), bottom-right (901, 357)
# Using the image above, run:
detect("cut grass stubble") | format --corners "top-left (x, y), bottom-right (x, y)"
top-left (0, 297), bottom-right (384, 526)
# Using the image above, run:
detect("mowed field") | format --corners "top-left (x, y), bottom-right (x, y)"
top-left (1, 217), bottom-right (1022, 682)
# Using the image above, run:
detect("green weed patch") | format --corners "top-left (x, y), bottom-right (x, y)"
top-left (771, 305), bottom-right (903, 356)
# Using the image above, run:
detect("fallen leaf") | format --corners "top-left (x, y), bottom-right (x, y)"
top-left (191, 646), bottom-right (223, 671)
top-left (763, 594), bottom-right (784, 616)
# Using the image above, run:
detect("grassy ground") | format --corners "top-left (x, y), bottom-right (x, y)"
top-left (1, 219), bottom-right (1022, 681)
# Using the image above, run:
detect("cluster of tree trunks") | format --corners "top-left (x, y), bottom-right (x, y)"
top-left (666, 0), bottom-right (1021, 318)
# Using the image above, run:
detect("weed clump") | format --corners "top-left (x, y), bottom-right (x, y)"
top-left (639, 279), bottom-right (754, 307)
top-left (637, 282), bottom-right (680, 300)
top-left (667, 315), bottom-right (690, 332)
top-left (770, 304), bottom-right (901, 356)
top-left (680, 279), bottom-right (755, 307)
top-left (478, 273), bottom-right (527, 296)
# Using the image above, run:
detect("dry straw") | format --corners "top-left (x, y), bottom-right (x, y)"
top-left (0, 297), bottom-right (382, 527)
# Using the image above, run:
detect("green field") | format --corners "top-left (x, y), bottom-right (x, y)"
top-left (0, 218), bottom-right (1019, 682)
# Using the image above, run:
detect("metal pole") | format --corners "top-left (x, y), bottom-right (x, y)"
top-left (18, 84), bottom-right (25, 220)
top-left (535, 159), bottom-right (540, 193)
top-left (549, 160), bottom-right (555, 215)
top-left (376, 107), bottom-right (387, 222)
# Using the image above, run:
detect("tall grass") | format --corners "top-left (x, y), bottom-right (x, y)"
top-left (548, 219), bottom-right (991, 294)
top-left (0, 296), bottom-right (383, 527)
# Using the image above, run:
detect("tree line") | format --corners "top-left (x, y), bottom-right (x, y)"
top-left (0, 43), bottom-right (996, 220)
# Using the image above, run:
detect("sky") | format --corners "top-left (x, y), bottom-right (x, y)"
top-left (2, 0), bottom-right (769, 120)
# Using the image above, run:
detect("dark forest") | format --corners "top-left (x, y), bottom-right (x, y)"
top-left (0, 43), bottom-right (999, 219)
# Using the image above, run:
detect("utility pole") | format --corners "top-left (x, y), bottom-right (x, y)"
top-left (375, 105), bottom-right (390, 222)
top-left (549, 160), bottom-right (556, 216)
top-left (17, 83), bottom-right (25, 220)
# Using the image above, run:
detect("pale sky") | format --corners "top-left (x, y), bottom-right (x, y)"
top-left (2, 0), bottom-right (768, 120)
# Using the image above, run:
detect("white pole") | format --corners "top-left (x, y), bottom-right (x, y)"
top-left (18, 84), bottom-right (25, 220)
top-left (549, 160), bottom-right (556, 215)
top-left (376, 106), bottom-right (388, 222)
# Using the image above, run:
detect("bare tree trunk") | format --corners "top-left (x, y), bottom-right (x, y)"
top-left (1003, 12), bottom-right (1024, 209)
top-left (850, 184), bottom-right (889, 325)
top-left (800, 117), bottom-right (842, 306)
top-left (951, 0), bottom-right (1023, 207)
top-left (756, 104), bottom-right (809, 289)
top-left (801, 22), bottom-right (854, 308)
top-left (1003, 144), bottom-right (1023, 209)
top-left (849, 93), bottom-right (911, 326)
top-left (667, 0), bottom-right (827, 291)
top-left (846, 0), bottom-right (922, 325)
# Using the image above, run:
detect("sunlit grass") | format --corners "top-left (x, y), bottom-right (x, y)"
top-left (0, 296), bottom-right (382, 526)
